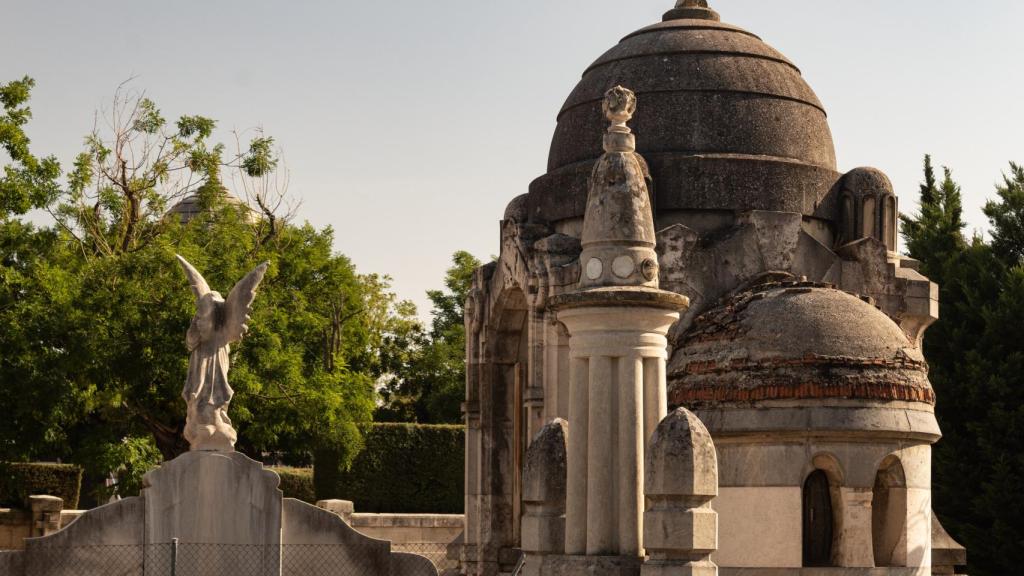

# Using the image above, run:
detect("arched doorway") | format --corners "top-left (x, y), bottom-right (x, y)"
top-left (872, 456), bottom-right (908, 567)
top-left (803, 469), bottom-right (834, 567)
top-left (477, 287), bottom-right (529, 570)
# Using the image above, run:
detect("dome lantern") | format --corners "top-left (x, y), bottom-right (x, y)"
top-left (663, 0), bottom-right (720, 22)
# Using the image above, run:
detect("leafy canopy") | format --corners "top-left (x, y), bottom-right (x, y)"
top-left (376, 250), bottom-right (480, 424)
top-left (0, 77), bottom-right (414, 503)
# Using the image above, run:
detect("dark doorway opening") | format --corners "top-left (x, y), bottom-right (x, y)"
top-left (803, 469), bottom-right (834, 567)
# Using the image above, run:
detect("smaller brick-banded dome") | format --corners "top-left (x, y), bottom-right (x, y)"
top-left (668, 282), bottom-right (934, 407)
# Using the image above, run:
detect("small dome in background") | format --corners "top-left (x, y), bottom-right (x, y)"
top-left (166, 184), bottom-right (255, 225)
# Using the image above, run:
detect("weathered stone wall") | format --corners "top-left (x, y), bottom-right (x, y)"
top-left (349, 514), bottom-right (463, 547)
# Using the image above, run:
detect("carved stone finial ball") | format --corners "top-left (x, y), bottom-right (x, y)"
top-left (603, 86), bottom-right (637, 126)
top-left (678, 0), bottom-right (709, 7)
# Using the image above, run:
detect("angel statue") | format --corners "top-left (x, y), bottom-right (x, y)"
top-left (176, 255), bottom-right (269, 452)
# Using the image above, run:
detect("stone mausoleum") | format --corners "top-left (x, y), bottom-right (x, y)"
top-left (462, 1), bottom-right (965, 575)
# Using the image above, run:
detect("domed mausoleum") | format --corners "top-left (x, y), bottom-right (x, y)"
top-left (462, 2), bottom-right (961, 575)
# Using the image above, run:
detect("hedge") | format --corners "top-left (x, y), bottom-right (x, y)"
top-left (314, 423), bottom-right (464, 514)
top-left (270, 466), bottom-right (315, 503)
top-left (0, 463), bottom-right (83, 509)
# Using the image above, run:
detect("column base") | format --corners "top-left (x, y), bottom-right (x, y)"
top-left (541, 554), bottom-right (643, 576)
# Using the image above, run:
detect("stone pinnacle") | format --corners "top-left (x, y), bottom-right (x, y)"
top-left (664, 0), bottom-right (720, 22)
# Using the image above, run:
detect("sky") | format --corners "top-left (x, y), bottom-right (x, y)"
top-left (2, 0), bottom-right (1023, 318)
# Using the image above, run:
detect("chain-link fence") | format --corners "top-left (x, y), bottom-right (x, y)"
top-left (9, 541), bottom-right (447, 576)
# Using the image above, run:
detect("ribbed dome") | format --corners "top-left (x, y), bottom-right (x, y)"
top-left (526, 2), bottom-right (840, 223)
top-left (167, 186), bottom-right (252, 224)
top-left (667, 282), bottom-right (935, 407)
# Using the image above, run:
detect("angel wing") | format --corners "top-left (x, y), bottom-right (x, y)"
top-left (223, 261), bottom-right (270, 343)
top-left (176, 255), bottom-right (212, 301)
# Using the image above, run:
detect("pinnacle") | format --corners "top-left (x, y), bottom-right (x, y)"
top-left (664, 0), bottom-right (720, 22)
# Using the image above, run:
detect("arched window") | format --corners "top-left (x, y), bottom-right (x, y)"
top-left (803, 469), bottom-right (834, 567)
top-left (840, 194), bottom-right (856, 245)
top-left (872, 456), bottom-right (908, 567)
top-left (882, 195), bottom-right (898, 251)
top-left (862, 196), bottom-right (877, 239)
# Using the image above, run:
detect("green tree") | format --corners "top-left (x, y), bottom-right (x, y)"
top-left (0, 78), bottom-right (410, 503)
top-left (902, 155), bottom-right (1024, 575)
top-left (983, 162), bottom-right (1024, 267)
top-left (900, 155), bottom-right (967, 284)
top-left (377, 251), bottom-right (480, 424)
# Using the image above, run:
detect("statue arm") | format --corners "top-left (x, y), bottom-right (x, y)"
top-left (223, 261), bottom-right (270, 343)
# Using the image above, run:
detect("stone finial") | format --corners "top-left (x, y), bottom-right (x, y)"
top-left (642, 408), bottom-right (718, 576)
top-left (602, 86), bottom-right (637, 153)
top-left (521, 419), bottom-right (568, 575)
top-left (579, 86), bottom-right (660, 290)
top-left (664, 0), bottom-right (720, 22)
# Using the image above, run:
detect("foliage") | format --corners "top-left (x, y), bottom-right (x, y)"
top-left (899, 155), bottom-right (967, 284)
top-left (270, 466), bottom-right (316, 504)
top-left (81, 435), bottom-right (163, 502)
top-left (376, 251), bottom-right (480, 424)
top-left (0, 77), bottom-right (413, 506)
top-left (901, 156), bottom-right (1024, 575)
top-left (313, 423), bottom-right (464, 513)
top-left (983, 162), bottom-right (1024, 267)
top-left (0, 77), bottom-right (61, 217)
top-left (0, 463), bottom-right (83, 509)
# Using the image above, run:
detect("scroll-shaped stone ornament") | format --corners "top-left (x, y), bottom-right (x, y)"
top-left (176, 255), bottom-right (269, 452)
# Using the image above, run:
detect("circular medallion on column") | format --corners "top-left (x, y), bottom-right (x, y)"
top-left (586, 258), bottom-right (604, 280)
top-left (612, 255), bottom-right (636, 279)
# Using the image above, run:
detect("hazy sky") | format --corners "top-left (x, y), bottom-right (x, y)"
top-left (3, 0), bottom-right (1022, 317)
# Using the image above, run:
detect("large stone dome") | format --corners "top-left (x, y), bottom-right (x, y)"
top-left (667, 281), bottom-right (935, 408)
top-left (526, 1), bottom-right (840, 224)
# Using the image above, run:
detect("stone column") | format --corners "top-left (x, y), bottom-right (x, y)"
top-left (836, 487), bottom-right (874, 567)
top-left (526, 308), bottom-right (547, 441)
top-left (618, 354), bottom-right (644, 555)
top-left (543, 316), bottom-right (571, 422)
top-left (559, 306), bottom-right (684, 559)
top-left (642, 408), bottom-right (719, 576)
top-left (565, 356), bottom-right (589, 555)
top-left (643, 357), bottom-right (667, 447)
top-left (463, 401), bottom-right (482, 570)
top-left (548, 84), bottom-right (689, 574)
top-left (586, 354), bottom-right (614, 555)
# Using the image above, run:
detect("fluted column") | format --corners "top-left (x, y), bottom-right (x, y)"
top-left (643, 357), bottom-right (667, 447)
top-left (619, 354), bottom-right (645, 555)
top-left (587, 355), bottom-right (615, 554)
top-left (558, 306), bottom-right (684, 559)
top-left (565, 356), bottom-right (590, 555)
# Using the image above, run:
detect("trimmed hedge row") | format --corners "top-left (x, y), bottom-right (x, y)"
top-left (0, 463), bottom-right (83, 509)
top-left (314, 423), bottom-right (464, 514)
top-left (270, 466), bottom-right (315, 503)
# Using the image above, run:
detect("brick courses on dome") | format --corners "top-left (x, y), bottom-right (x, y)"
top-left (668, 282), bottom-right (936, 407)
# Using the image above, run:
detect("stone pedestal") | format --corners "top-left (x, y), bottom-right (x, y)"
top-left (28, 496), bottom-right (63, 538)
top-left (143, 451), bottom-right (282, 546)
top-left (142, 451), bottom-right (282, 576)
